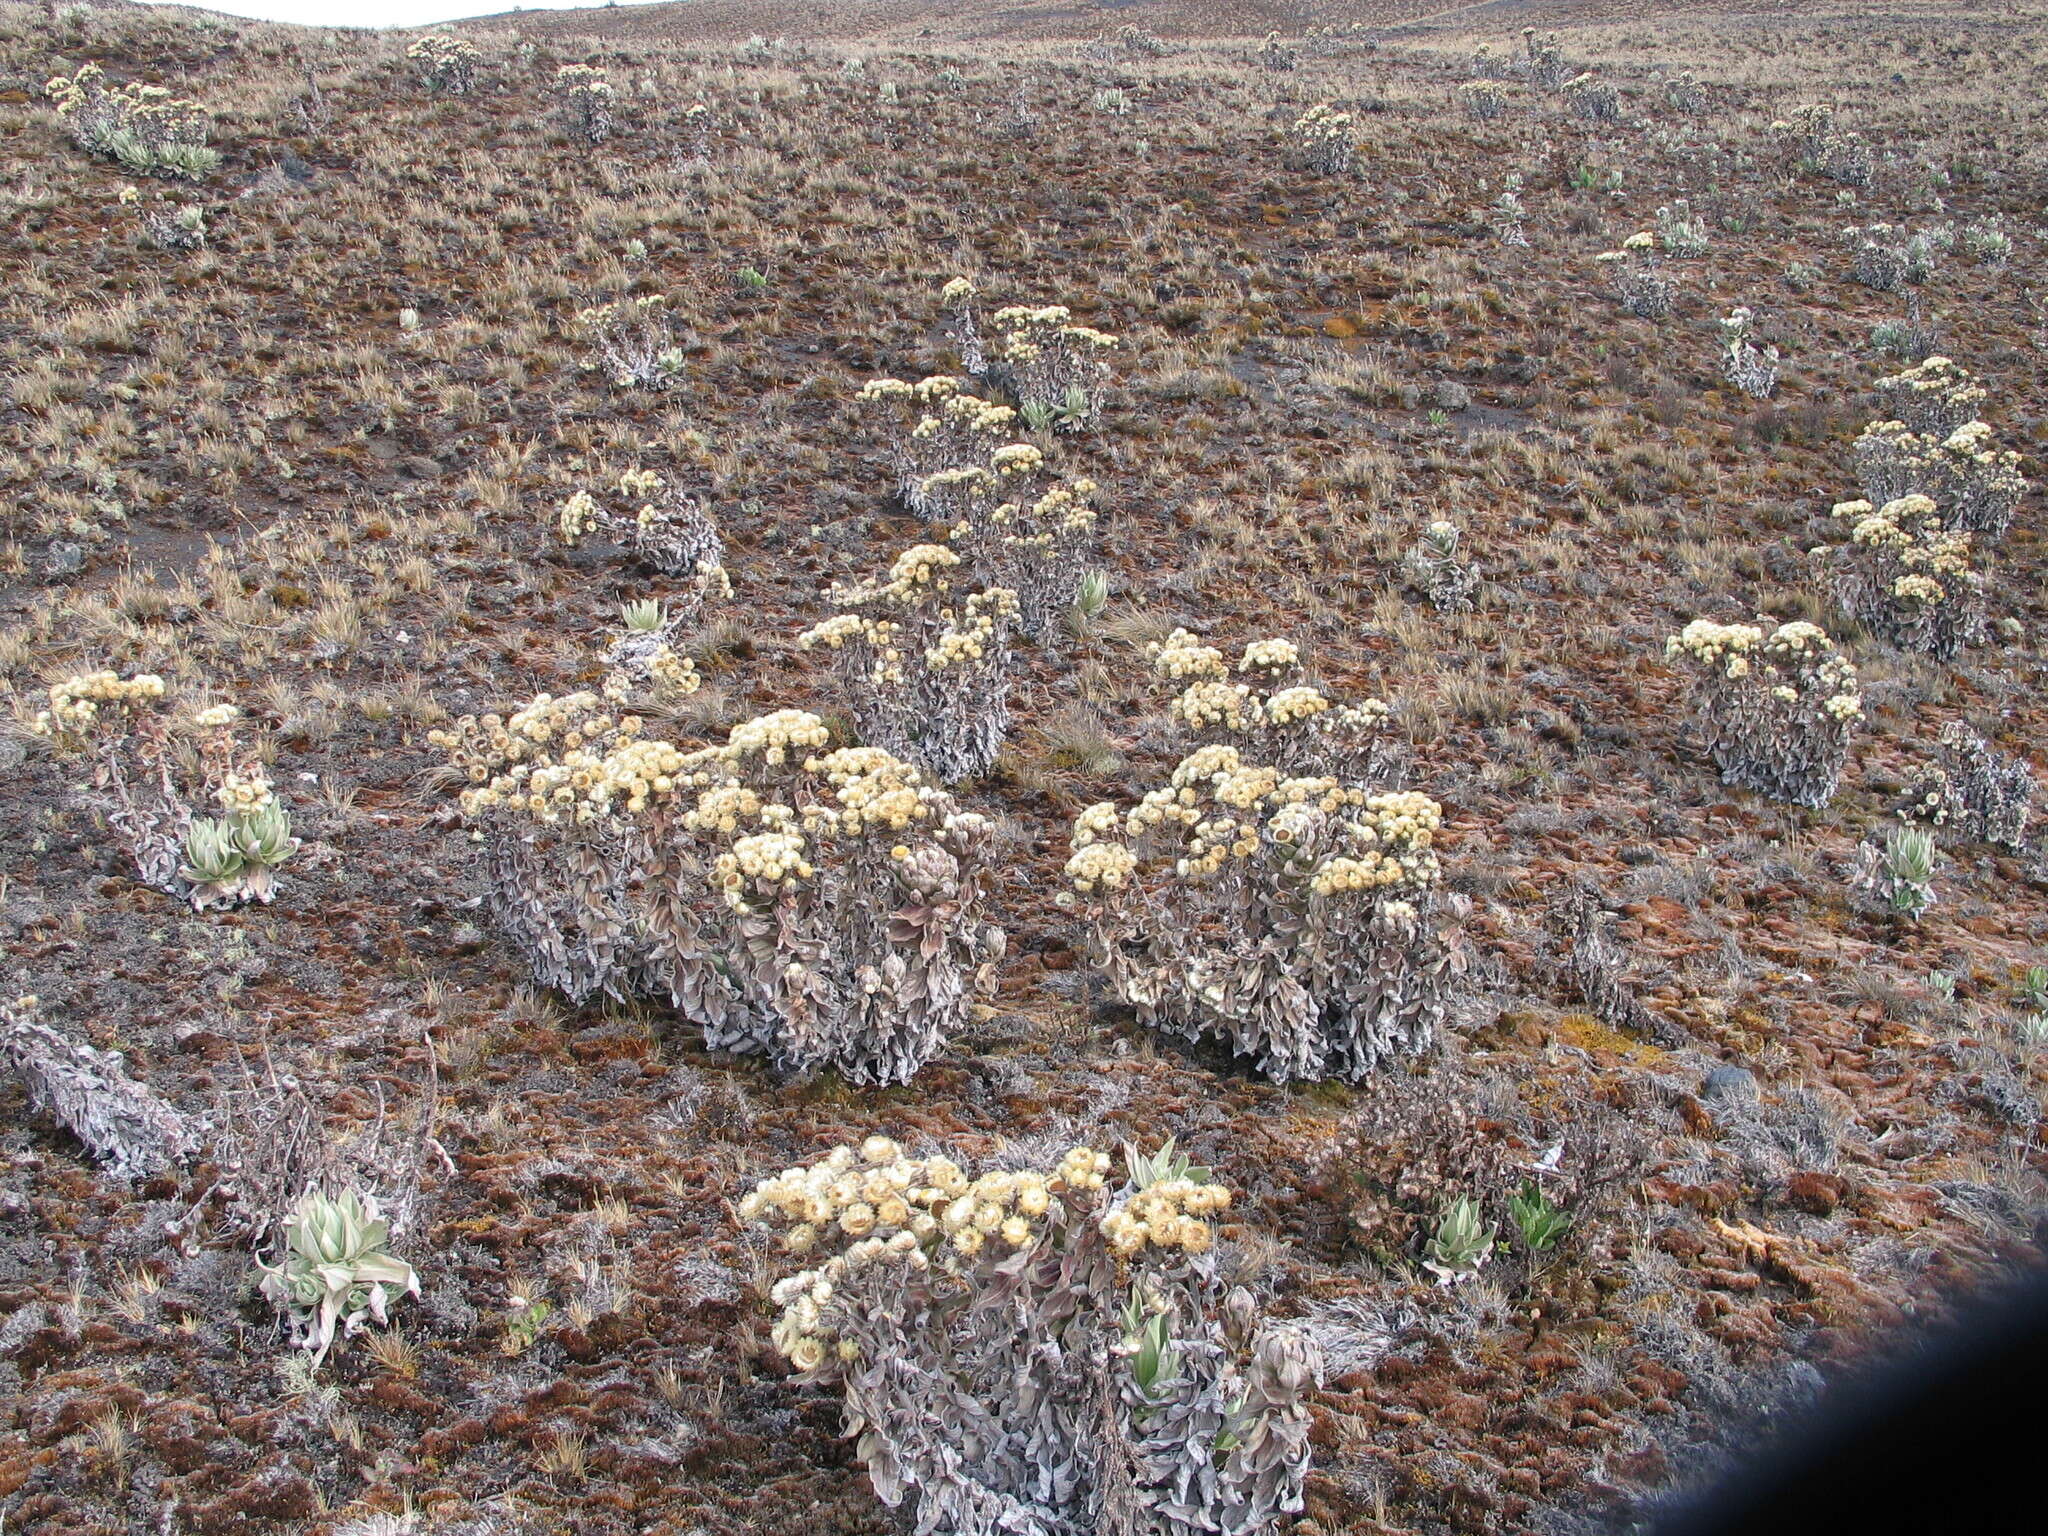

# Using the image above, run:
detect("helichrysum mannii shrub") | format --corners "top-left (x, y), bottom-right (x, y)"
top-left (939, 453), bottom-right (1101, 645)
top-left (1824, 495), bottom-right (1982, 660)
top-left (554, 63), bottom-right (615, 143)
top-left (1720, 307), bottom-right (1779, 399)
top-left (800, 543), bottom-right (1019, 784)
top-left (578, 295), bottom-right (685, 390)
top-left (858, 374), bottom-right (1017, 515)
top-left (1290, 103), bottom-right (1357, 176)
top-left (1459, 81), bottom-right (1508, 121)
top-left (1664, 620), bottom-right (1862, 808)
top-left (406, 35), bottom-right (479, 94)
top-left (1853, 418), bottom-right (2028, 542)
top-left (991, 304), bottom-right (1117, 429)
top-left (1562, 73), bottom-right (1619, 122)
top-left (741, 1136), bottom-right (1319, 1536)
top-left (1776, 102), bottom-right (1870, 188)
top-left (1898, 720), bottom-right (2032, 850)
top-left (1148, 629), bottom-right (1397, 783)
top-left (432, 690), bottom-right (655, 1004)
top-left (30, 675), bottom-right (298, 910)
top-left (1595, 232), bottom-right (1673, 318)
top-left (1874, 356), bottom-right (1989, 437)
top-left (1403, 519), bottom-right (1480, 612)
top-left (859, 377), bottom-right (1102, 642)
top-left (1064, 745), bottom-right (1452, 1084)
top-left (433, 701), bottom-right (1001, 1084)
top-left (45, 62), bottom-right (218, 180)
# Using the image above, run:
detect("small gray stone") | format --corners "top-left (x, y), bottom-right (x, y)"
top-left (1702, 1065), bottom-right (1759, 1103)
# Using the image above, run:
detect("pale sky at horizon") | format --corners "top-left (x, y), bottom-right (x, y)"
top-left (145, 0), bottom-right (668, 30)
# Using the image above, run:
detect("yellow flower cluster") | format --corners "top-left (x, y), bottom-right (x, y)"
top-left (215, 772), bottom-right (274, 816)
top-left (940, 276), bottom-right (975, 305)
top-left (30, 670), bottom-right (168, 746)
top-left (715, 830), bottom-right (813, 901)
top-left (46, 64), bottom-right (206, 145)
top-left (193, 703), bottom-right (240, 729)
top-left (1099, 1177), bottom-right (1228, 1258)
top-left (1837, 493), bottom-right (1972, 594)
top-left (808, 746), bottom-right (936, 835)
top-left (1665, 618), bottom-right (1764, 675)
top-left (1311, 791), bottom-right (1442, 897)
top-left (1669, 620), bottom-right (1860, 719)
top-left (1238, 638), bottom-right (1299, 673)
top-left (575, 294), bottom-right (661, 331)
top-left (1265, 686), bottom-right (1331, 726)
top-left (743, 1139), bottom-right (1116, 1369)
top-left (1172, 680), bottom-right (1256, 732)
top-left (555, 63), bottom-right (614, 97)
top-left (1065, 840), bottom-right (1138, 895)
top-left (558, 489), bottom-right (598, 545)
top-left (990, 443), bottom-right (1045, 477)
top-left (990, 305), bottom-right (1118, 359)
top-left (431, 693), bottom-right (652, 823)
top-left (1291, 102), bottom-right (1355, 149)
top-left (727, 709), bottom-right (832, 766)
top-left (646, 645), bottom-right (702, 695)
top-left (1148, 628), bottom-right (1229, 681)
top-left (1877, 356), bottom-right (1987, 424)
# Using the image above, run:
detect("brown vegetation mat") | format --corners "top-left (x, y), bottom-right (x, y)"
top-left (0, 0), bottom-right (2043, 1533)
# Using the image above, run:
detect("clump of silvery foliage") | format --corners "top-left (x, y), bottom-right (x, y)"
top-left (2, 995), bottom-right (195, 1178)
top-left (1065, 744), bottom-right (1454, 1084)
top-left (1562, 73), bottom-right (1620, 122)
top-left (1257, 31), bottom-right (1298, 71)
top-left (1148, 629), bottom-right (1399, 784)
top-left (1776, 102), bottom-right (1870, 188)
top-left (1404, 518), bottom-right (1481, 612)
top-left (1596, 232), bottom-right (1674, 318)
top-left (1660, 69), bottom-right (1707, 113)
top-left (29, 672), bottom-right (298, 910)
top-left (1854, 417), bottom-right (2029, 542)
top-left (576, 294), bottom-right (686, 390)
top-left (1843, 223), bottom-right (1940, 292)
top-left (432, 699), bottom-right (1003, 1085)
top-left (932, 446), bottom-right (1101, 645)
top-left (553, 63), bottom-right (615, 143)
top-left (858, 371), bottom-right (1103, 643)
top-left (1823, 494), bottom-right (1982, 660)
top-left (741, 1135), bottom-right (1319, 1536)
top-left (406, 35), bottom-right (479, 94)
top-left (1459, 81), bottom-right (1508, 121)
top-left (1898, 721), bottom-right (2032, 849)
top-left (555, 466), bottom-right (731, 612)
top-left (1290, 103), bottom-right (1357, 176)
top-left (1720, 307), bottom-right (1779, 399)
top-left (1656, 198), bottom-right (1710, 258)
top-left (1665, 620), bottom-right (1862, 808)
top-left (799, 543), bottom-right (1020, 783)
top-left (1520, 28), bottom-right (1570, 90)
